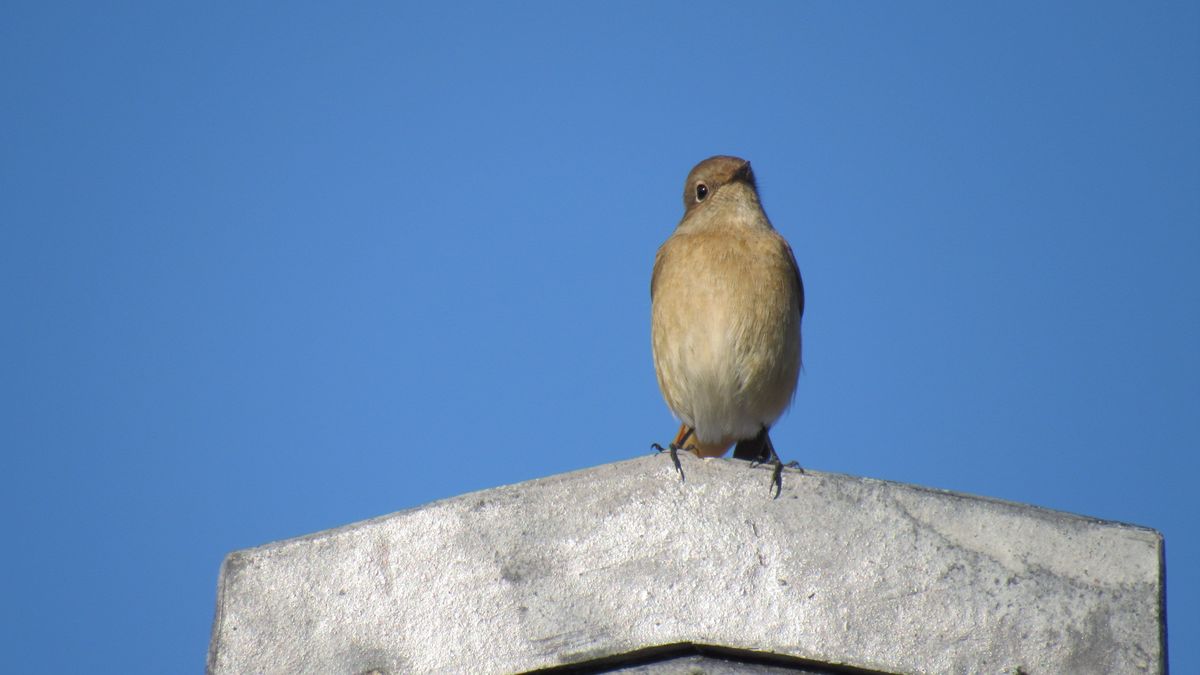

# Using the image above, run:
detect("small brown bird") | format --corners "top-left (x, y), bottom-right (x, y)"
top-left (651, 156), bottom-right (803, 496)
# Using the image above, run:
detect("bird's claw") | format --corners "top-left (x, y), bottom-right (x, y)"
top-left (769, 460), bottom-right (804, 499)
top-left (651, 442), bottom-right (686, 481)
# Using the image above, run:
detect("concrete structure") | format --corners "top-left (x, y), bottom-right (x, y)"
top-left (207, 455), bottom-right (1166, 674)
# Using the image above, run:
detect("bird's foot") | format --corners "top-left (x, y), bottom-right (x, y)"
top-left (768, 459), bottom-right (804, 499)
top-left (734, 429), bottom-right (803, 498)
top-left (651, 442), bottom-right (688, 481)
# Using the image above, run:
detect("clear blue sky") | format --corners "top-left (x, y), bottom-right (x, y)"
top-left (3, 2), bottom-right (1196, 672)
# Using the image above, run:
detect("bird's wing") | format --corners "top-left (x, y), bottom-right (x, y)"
top-left (785, 241), bottom-right (805, 319)
top-left (651, 241), bottom-right (668, 300)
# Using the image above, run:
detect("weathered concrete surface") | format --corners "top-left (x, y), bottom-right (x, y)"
top-left (207, 454), bottom-right (1166, 674)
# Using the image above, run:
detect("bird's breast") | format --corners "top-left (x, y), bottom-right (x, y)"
top-left (651, 228), bottom-right (801, 441)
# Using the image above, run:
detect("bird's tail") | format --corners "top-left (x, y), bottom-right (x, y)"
top-left (674, 423), bottom-right (734, 458)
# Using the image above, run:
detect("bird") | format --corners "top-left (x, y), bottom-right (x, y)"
top-left (650, 155), bottom-right (804, 497)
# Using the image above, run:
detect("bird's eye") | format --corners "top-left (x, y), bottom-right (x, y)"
top-left (695, 183), bottom-right (709, 201)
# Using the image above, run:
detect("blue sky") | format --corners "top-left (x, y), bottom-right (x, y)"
top-left (2, 2), bottom-right (1196, 672)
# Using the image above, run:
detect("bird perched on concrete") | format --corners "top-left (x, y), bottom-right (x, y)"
top-left (650, 156), bottom-right (803, 497)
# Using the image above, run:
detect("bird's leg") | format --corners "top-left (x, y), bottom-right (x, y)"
top-left (764, 434), bottom-right (803, 500)
top-left (734, 427), bottom-right (803, 499)
top-left (651, 424), bottom-right (695, 481)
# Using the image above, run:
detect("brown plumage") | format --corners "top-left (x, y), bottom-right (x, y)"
top-left (651, 156), bottom-right (804, 493)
